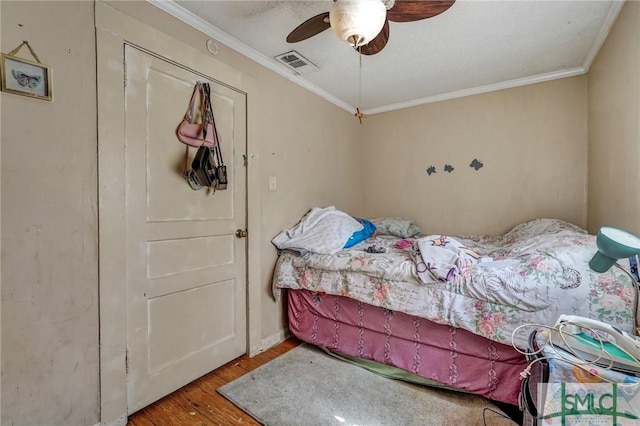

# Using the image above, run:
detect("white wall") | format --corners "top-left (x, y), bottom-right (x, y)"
top-left (1, 2), bottom-right (99, 425)
top-left (587, 1), bottom-right (640, 235)
top-left (2, 1), bottom-right (363, 424)
top-left (100, 0), bottom-right (364, 349)
top-left (363, 77), bottom-right (588, 236)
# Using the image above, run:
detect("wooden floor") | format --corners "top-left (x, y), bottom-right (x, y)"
top-left (127, 337), bottom-right (302, 426)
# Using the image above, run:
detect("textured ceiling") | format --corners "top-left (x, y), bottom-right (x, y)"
top-left (152, 0), bottom-right (623, 114)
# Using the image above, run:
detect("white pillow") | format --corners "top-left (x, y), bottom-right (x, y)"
top-left (272, 206), bottom-right (363, 254)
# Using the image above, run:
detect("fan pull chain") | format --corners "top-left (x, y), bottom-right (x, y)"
top-left (359, 50), bottom-right (362, 106)
top-left (354, 48), bottom-right (367, 124)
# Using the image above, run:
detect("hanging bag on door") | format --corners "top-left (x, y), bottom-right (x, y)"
top-left (213, 143), bottom-right (227, 190)
top-left (181, 82), bottom-right (228, 192)
top-left (180, 82), bottom-right (218, 190)
top-left (176, 82), bottom-right (218, 148)
top-left (201, 82), bottom-right (228, 190)
top-left (191, 145), bottom-right (218, 189)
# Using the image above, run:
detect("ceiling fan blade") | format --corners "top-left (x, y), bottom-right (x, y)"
top-left (286, 12), bottom-right (331, 43)
top-left (387, 0), bottom-right (455, 23)
top-left (358, 19), bottom-right (390, 56)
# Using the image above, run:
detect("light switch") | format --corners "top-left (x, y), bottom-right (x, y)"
top-left (269, 176), bottom-right (277, 192)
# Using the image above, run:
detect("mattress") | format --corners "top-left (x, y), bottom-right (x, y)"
top-left (288, 288), bottom-right (528, 405)
top-left (274, 218), bottom-right (638, 349)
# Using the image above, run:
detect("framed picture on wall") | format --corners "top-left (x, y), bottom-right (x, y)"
top-left (0, 54), bottom-right (52, 101)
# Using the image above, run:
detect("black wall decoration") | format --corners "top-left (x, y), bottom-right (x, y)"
top-left (425, 160), bottom-right (484, 176)
top-left (470, 159), bottom-right (484, 170)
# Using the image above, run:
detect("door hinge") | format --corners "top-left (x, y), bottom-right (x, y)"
top-left (125, 348), bottom-right (129, 374)
top-left (123, 62), bottom-right (127, 88)
top-left (242, 154), bottom-right (248, 167)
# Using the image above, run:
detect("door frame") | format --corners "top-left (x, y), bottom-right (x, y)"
top-left (96, 2), bottom-right (262, 424)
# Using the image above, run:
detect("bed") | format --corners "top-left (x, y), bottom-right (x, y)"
top-left (271, 212), bottom-right (638, 406)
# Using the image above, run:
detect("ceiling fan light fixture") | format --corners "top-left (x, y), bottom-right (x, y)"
top-left (329, 0), bottom-right (387, 48)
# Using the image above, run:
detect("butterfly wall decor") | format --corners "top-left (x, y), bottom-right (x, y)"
top-left (470, 159), bottom-right (484, 170)
top-left (0, 47), bottom-right (52, 101)
top-left (426, 160), bottom-right (485, 177)
top-left (12, 69), bottom-right (42, 89)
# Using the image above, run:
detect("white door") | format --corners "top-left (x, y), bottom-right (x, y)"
top-left (124, 45), bottom-right (247, 413)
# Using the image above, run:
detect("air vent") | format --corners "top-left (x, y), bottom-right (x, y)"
top-left (274, 51), bottom-right (319, 75)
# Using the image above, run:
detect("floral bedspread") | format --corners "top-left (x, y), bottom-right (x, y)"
top-left (272, 218), bottom-right (638, 348)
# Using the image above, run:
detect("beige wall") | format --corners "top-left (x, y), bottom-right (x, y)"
top-left (1, 1), bottom-right (99, 425)
top-left (3, 1), bottom-right (363, 424)
top-left (101, 0), bottom-right (363, 348)
top-left (363, 77), bottom-right (588, 236)
top-left (587, 1), bottom-right (640, 236)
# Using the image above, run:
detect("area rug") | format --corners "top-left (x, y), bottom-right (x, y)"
top-left (218, 344), bottom-right (517, 426)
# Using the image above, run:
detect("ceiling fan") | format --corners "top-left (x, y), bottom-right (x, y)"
top-left (286, 0), bottom-right (456, 55)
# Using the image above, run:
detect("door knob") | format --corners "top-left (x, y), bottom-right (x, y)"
top-left (235, 229), bottom-right (248, 238)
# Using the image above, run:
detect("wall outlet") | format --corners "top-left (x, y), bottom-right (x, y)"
top-left (269, 176), bottom-right (277, 192)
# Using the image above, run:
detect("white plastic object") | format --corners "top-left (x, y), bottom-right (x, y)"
top-left (329, 0), bottom-right (386, 47)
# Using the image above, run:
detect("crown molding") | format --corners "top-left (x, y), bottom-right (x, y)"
top-left (146, 0), bottom-right (355, 113)
top-left (147, 0), bottom-right (619, 116)
top-left (365, 67), bottom-right (587, 115)
top-left (582, 0), bottom-right (625, 72)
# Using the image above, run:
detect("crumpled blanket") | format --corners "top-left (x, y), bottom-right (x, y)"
top-left (413, 235), bottom-right (483, 282)
top-left (272, 218), bottom-right (638, 348)
top-left (272, 206), bottom-right (363, 255)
